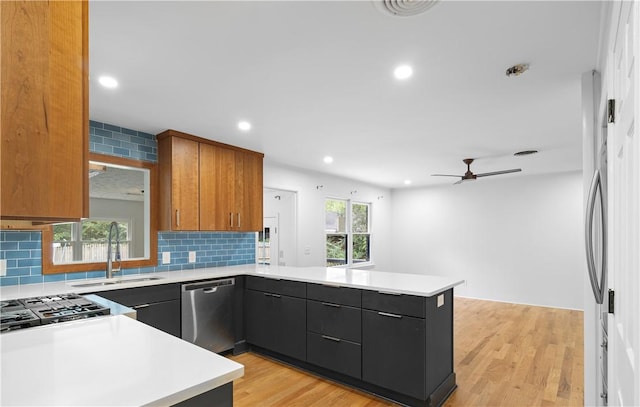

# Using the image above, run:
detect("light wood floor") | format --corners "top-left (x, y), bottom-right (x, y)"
top-left (228, 297), bottom-right (583, 406)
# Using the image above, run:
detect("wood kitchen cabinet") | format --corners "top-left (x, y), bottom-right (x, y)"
top-left (157, 135), bottom-right (200, 230)
top-left (1, 0), bottom-right (89, 222)
top-left (157, 130), bottom-right (263, 231)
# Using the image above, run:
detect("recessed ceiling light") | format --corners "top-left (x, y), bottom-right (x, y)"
top-left (323, 156), bottom-right (333, 164)
top-left (394, 65), bottom-right (413, 80)
top-left (404, 179), bottom-right (412, 185)
top-left (238, 121), bottom-right (251, 131)
top-left (98, 76), bottom-right (118, 89)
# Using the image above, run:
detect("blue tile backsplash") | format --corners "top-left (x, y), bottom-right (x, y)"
top-left (0, 121), bottom-right (256, 287)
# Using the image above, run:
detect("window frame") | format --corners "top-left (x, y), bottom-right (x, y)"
top-left (324, 198), bottom-right (372, 267)
top-left (42, 153), bottom-right (158, 274)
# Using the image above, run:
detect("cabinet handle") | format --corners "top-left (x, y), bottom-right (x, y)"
top-left (322, 284), bottom-right (341, 288)
top-left (378, 291), bottom-right (402, 296)
top-left (229, 213), bottom-right (233, 228)
top-left (321, 302), bottom-right (341, 308)
top-left (176, 210), bottom-right (180, 227)
top-left (378, 311), bottom-right (403, 319)
top-left (263, 293), bottom-right (281, 298)
top-left (322, 335), bottom-right (341, 342)
top-left (134, 304), bottom-right (150, 309)
top-left (237, 213), bottom-right (241, 228)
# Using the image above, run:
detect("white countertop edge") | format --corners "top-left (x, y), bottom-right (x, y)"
top-left (144, 366), bottom-right (244, 407)
top-left (0, 264), bottom-right (465, 300)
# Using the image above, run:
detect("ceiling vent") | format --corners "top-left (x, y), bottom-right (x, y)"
top-left (374, 0), bottom-right (439, 17)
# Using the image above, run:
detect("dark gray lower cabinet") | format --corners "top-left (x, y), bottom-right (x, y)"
top-left (96, 283), bottom-right (181, 337)
top-left (307, 331), bottom-right (361, 379)
top-left (362, 309), bottom-right (427, 400)
top-left (245, 289), bottom-right (306, 360)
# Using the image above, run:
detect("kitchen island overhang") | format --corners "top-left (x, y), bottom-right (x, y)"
top-left (0, 314), bottom-right (243, 407)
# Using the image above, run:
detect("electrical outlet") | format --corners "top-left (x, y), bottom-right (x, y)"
top-left (0, 259), bottom-right (6, 277)
top-left (162, 252), bottom-right (171, 264)
top-left (188, 251), bottom-right (196, 263)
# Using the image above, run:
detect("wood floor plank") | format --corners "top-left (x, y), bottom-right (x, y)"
top-left (229, 297), bottom-right (583, 407)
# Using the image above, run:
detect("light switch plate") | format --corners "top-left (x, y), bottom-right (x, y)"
top-left (0, 259), bottom-right (6, 277)
top-left (188, 251), bottom-right (196, 263)
top-left (162, 252), bottom-right (171, 264)
top-left (437, 294), bottom-right (444, 308)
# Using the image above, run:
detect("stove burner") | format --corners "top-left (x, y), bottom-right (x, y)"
top-left (1, 294), bottom-right (110, 332)
top-left (0, 308), bottom-right (40, 333)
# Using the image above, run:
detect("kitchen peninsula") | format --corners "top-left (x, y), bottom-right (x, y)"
top-left (0, 265), bottom-right (463, 407)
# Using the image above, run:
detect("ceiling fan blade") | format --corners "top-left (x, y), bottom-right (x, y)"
top-left (453, 179), bottom-right (464, 185)
top-left (431, 174), bottom-right (463, 177)
top-left (475, 168), bottom-right (522, 178)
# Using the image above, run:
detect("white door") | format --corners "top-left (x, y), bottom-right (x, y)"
top-left (607, 1), bottom-right (639, 405)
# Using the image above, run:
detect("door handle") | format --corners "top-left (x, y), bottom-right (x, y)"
top-left (585, 170), bottom-right (606, 304)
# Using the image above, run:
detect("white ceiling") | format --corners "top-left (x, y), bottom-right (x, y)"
top-left (88, 0), bottom-right (603, 189)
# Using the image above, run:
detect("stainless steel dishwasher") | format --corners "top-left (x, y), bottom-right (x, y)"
top-left (181, 278), bottom-right (234, 353)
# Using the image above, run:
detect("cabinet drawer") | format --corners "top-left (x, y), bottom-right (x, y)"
top-left (307, 300), bottom-right (361, 343)
top-left (307, 283), bottom-right (361, 307)
top-left (246, 276), bottom-right (306, 298)
top-left (307, 332), bottom-right (361, 379)
top-left (97, 283), bottom-right (181, 307)
top-left (362, 290), bottom-right (426, 318)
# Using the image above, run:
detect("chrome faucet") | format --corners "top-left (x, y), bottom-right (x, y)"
top-left (106, 221), bottom-right (122, 279)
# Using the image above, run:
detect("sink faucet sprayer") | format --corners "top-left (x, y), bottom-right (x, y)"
top-left (106, 221), bottom-right (121, 279)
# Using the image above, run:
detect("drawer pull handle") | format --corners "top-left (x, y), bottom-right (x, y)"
top-left (134, 304), bottom-right (150, 309)
top-left (378, 291), bottom-right (402, 296)
top-left (378, 311), bottom-right (403, 319)
top-left (322, 335), bottom-right (341, 342)
top-left (321, 302), bottom-right (341, 308)
top-left (263, 293), bottom-right (281, 298)
top-left (322, 284), bottom-right (341, 288)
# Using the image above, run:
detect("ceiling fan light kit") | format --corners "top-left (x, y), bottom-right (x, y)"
top-left (505, 63), bottom-right (529, 77)
top-left (432, 158), bottom-right (522, 185)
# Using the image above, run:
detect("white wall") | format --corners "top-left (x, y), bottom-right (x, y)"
top-left (390, 171), bottom-right (585, 310)
top-left (263, 162), bottom-right (392, 269)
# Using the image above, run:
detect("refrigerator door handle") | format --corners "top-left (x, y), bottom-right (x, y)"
top-left (585, 169), bottom-right (606, 304)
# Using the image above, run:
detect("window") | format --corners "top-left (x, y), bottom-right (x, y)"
top-left (325, 199), bottom-right (371, 267)
top-left (52, 219), bottom-right (130, 264)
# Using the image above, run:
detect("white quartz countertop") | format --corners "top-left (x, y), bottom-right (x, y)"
top-left (0, 315), bottom-right (244, 406)
top-left (0, 264), bottom-right (464, 300)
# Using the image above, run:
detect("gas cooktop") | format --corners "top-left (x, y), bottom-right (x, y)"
top-left (0, 294), bottom-right (110, 333)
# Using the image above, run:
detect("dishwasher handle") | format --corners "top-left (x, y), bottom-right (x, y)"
top-left (182, 278), bottom-right (235, 292)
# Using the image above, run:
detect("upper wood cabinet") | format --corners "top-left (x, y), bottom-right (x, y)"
top-left (157, 130), bottom-right (263, 232)
top-left (158, 136), bottom-right (200, 231)
top-left (1, 1), bottom-right (89, 222)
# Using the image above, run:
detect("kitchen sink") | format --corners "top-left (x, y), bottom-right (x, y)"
top-left (68, 276), bottom-right (164, 288)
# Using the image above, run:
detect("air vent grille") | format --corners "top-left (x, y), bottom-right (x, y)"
top-left (375, 0), bottom-right (439, 17)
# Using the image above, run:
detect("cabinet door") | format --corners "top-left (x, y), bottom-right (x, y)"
top-left (362, 310), bottom-right (426, 400)
top-left (170, 137), bottom-right (199, 230)
top-left (245, 289), bottom-right (306, 361)
top-left (158, 136), bottom-right (199, 230)
top-left (245, 289), bottom-right (277, 350)
top-left (235, 152), bottom-right (263, 231)
top-left (200, 143), bottom-right (235, 231)
top-left (1, 1), bottom-right (88, 221)
top-left (135, 299), bottom-right (181, 337)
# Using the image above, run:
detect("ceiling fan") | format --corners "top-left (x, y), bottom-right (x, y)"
top-left (432, 158), bottom-right (522, 185)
